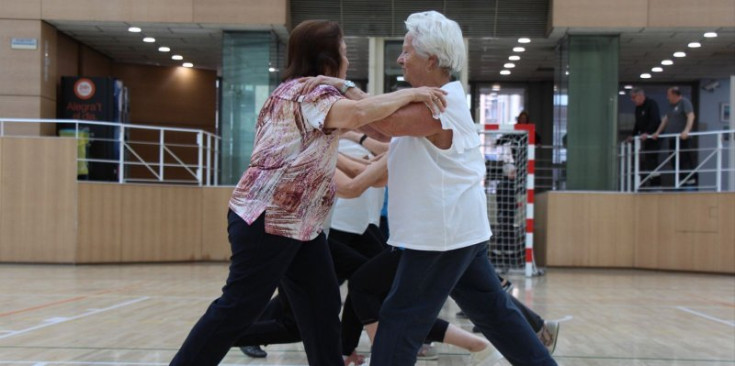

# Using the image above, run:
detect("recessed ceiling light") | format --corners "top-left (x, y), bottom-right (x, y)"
top-left (268, 67), bottom-right (277, 72)
top-left (171, 55), bottom-right (183, 60)
top-left (503, 63), bottom-right (516, 68)
top-left (513, 47), bottom-right (525, 52)
top-left (704, 32), bottom-right (717, 38)
top-left (640, 73), bottom-right (652, 79)
top-left (128, 27), bottom-right (142, 33)
top-left (624, 85), bottom-right (633, 89)
top-left (673, 51), bottom-right (686, 57)
top-left (619, 91), bottom-right (626, 95)
top-left (500, 70), bottom-right (511, 75)
top-left (158, 46), bottom-right (170, 52)
top-left (651, 67), bottom-right (663, 72)
top-left (143, 37), bottom-right (155, 43)
top-left (183, 62), bottom-right (193, 68)
top-left (518, 38), bottom-right (531, 44)
top-left (661, 59), bottom-right (674, 66)
top-left (396, 76), bottom-right (404, 81)
top-left (687, 42), bottom-right (701, 48)
top-left (508, 55), bottom-right (520, 61)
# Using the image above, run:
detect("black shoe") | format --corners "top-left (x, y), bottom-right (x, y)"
top-left (456, 310), bottom-right (468, 318)
top-left (240, 345), bottom-right (267, 358)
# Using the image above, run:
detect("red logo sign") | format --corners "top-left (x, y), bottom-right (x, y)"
top-left (73, 78), bottom-right (96, 100)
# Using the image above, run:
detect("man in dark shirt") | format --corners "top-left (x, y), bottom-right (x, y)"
top-left (627, 88), bottom-right (662, 187)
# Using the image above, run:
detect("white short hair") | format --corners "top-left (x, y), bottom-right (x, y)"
top-left (404, 11), bottom-right (466, 73)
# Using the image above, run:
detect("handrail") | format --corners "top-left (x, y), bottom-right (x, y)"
top-left (0, 118), bottom-right (220, 186)
top-left (620, 129), bottom-right (735, 192)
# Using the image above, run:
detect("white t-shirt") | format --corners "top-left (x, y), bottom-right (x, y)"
top-left (330, 139), bottom-right (385, 235)
top-left (386, 81), bottom-right (491, 251)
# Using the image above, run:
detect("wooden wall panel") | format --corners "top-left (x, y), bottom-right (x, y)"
top-left (633, 194), bottom-right (659, 269)
top-left (120, 185), bottom-right (162, 261)
top-left (0, 0), bottom-right (42, 19)
top-left (111, 64), bottom-right (216, 128)
top-left (40, 21), bottom-right (57, 101)
top-left (79, 45), bottom-right (112, 77)
top-left (0, 137), bottom-right (77, 262)
top-left (77, 183), bottom-right (122, 262)
top-left (160, 186), bottom-right (202, 261)
top-left (648, 0), bottom-right (735, 27)
top-left (193, 0), bottom-right (288, 25)
top-left (201, 187), bottom-right (234, 261)
top-left (533, 192), bottom-right (548, 267)
top-left (41, 0), bottom-right (194, 23)
top-left (0, 96), bottom-right (42, 121)
top-left (551, 0), bottom-right (648, 28)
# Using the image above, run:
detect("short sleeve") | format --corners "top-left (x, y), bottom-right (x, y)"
top-left (682, 99), bottom-right (694, 114)
top-left (300, 85), bottom-right (344, 130)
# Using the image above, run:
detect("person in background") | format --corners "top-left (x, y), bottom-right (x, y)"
top-left (626, 87), bottom-right (662, 187)
top-left (652, 86), bottom-right (696, 187)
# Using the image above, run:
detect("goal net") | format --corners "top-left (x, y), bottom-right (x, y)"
top-left (480, 124), bottom-right (536, 277)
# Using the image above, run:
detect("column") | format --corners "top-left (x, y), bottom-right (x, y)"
top-left (559, 35), bottom-right (619, 190)
top-left (220, 31), bottom-right (281, 184)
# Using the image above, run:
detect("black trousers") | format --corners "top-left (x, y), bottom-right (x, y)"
top-left (170, 210), bottom-right (343, 366)
top-left (669, 138), bottom-right (696, 185)
top-left (640, 139), bottom-right (661, 186)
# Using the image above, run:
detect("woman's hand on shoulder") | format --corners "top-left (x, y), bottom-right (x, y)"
top-left (299, 75), bottom-right (343, 95)
top-left (408, 87), bottom-right (447, 118)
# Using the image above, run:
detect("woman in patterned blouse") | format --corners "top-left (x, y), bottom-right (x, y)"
top-left (170, 19), bottom-right (447, 366)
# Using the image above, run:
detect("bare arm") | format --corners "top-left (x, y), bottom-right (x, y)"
top-left (336, 153), bottom-right (368, 178)
top-left (680, 112), bottom-right (695, 140)
top-left (652, 115), bottom-right (668, 139)
top-left (341, 130), bottom-right (390, 155)
top-left (334, 154), bottom-right (388, 198)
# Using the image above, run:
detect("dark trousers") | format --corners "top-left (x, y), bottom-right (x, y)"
top-left (170, 210), bottom-right (343, 366)
top-left (329, 224), bottom-right (387, 259)
top-left (640, 139), bottom-right (661, 186)
top-left (233, 225), bottom-right (382, 357)
top-left (669, 138), bottom-right (696, 185)
top-left (370, 243), bottom-right (555, 366)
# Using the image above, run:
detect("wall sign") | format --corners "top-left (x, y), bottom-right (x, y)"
top-left (11, 38), bottom-right (38, 50)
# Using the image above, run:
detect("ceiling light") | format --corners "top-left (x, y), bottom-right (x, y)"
top-left (508, 55), bottom-right (520, 61)
top-left (396, 76), bottom-right (405, 81)
top-left (619, 91), bottom-right (626, 95)
top-left (687, 42), bottom-right (701, 48)
top-left (673, 51), bottom-right (686, 57)
top-left (492, 84), bottom-right (501, 91)
top-left (268, 67), bottom-right (277, 72)
top-left (500, 70), bottom-right (511, 75)
top-left (171, 55), bottom-right (183, 60)
top-left (651, 67), bottom-right (663, 72)
top-left (704, 32), bottom-right (717, 38)
top-left (158, 46), bottom-right (170, 52)
top-left (128, 27), bottom-right (142, 33)
top-left (624, 85), bottom-right (633, 89)
top-left (503, 63), bottom-right (516, 68)
top-left (640, 73), bottom-right (651, 79)
top-left (518, 38), bottom-right (531, 44)
top-left (661, 59), bottom-right (674, 66)
top-left (183, 62), bottom-right (193, 68)
top-left (143, 37), bottom-right (155, 43)
top-left (513, 47), bottom-right (525, 52)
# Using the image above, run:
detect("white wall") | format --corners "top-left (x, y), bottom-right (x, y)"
top-left (698, 77), bottom-right (732, 190)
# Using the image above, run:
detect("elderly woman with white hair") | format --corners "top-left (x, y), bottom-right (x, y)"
top-left (357, 11), bottom-right (558, 365)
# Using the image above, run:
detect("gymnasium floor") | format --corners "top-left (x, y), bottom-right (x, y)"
top-left (0, 263), bottom-right (733, 366)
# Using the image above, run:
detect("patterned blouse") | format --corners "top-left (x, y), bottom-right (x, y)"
top-left (229, 79), bottom-right (344, 241)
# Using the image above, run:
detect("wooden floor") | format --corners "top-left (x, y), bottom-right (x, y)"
top-left (0, 263), bottom-right (733, 366)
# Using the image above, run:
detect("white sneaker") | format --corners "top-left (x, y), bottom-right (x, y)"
top-left (417, 343), bottom-right (438, 360)
top-left (471, 344), bottom-right (504, 366)
top-left (536, 320), bottom-right (560, 354)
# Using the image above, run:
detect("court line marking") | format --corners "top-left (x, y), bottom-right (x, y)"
top-left (0, 297), bottom-right (149, 340)
top-left (0, 284), bottom-right (143, 318)
top-left (0, 362), bottom-right (307, 366)
top-left (676, 306), bottom-right (735, 327)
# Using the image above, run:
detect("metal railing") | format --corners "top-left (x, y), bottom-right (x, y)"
top-left (0, 118), bottom-right (220, 186)
top-left (620, 129), bottom-right (735, 192)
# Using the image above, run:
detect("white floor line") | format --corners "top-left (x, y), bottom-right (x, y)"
top-left (0, 362), bottom-right (306, 366)
top-left (676, 306), bottom-right (735, 327)
top-left (553, 315), bottom-right (573, 323)
top-left (0, 297), bottom-right (149, 340)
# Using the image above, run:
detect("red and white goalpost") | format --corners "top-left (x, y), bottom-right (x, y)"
top-left (481, 124), bottom-right (536, 277)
